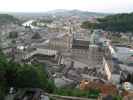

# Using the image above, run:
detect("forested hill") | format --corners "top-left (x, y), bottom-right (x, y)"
top-left (81, 13), bottom-right (133, 33)
top-left (0, 14), bottom-right (20, 25)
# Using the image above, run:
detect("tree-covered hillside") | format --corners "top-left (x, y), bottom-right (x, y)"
top-left (0, 14), bottom-right (20, 25)
top-left (81, 13), bottom-right (133, 33)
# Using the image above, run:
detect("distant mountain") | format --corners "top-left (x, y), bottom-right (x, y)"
top-left (6, 9), bottom-right (110, 18)
top-left (46, 9), bottom-right (110, 18)
top-left (46, 9), bottom-right (69, 14)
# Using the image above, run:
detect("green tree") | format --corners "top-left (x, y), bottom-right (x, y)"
top-left (15, 65), bottom-right (41, 88)
top-left (0, 50), bottom-right (9, 99)
top-left (54, 88), bottom-right (100, 98)
top-left (0, 50), bottom-right (56, 98)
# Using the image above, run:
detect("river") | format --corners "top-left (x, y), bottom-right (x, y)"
top-left (22, 20), bottom-right (40, 29)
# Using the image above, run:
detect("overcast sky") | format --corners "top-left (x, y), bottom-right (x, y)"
top-left (0, 0), bottom-right (133, 13)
